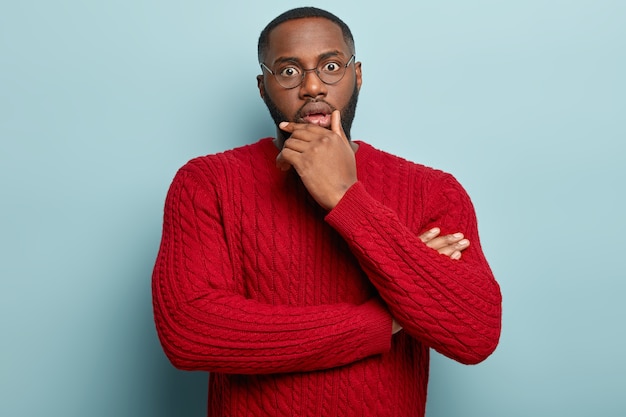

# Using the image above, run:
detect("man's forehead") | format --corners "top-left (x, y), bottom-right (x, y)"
top-left (266, 17), bottom-right (349, 61)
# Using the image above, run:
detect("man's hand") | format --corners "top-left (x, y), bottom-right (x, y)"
top-left (277, 110), bottom-right (357, 210)
top-left (419, 227), bottom-right (469, 260)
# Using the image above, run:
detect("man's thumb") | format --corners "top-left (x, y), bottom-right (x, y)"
top-left (330, 110), bottom-right (345, 139)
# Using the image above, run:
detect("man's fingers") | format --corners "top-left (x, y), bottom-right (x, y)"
top-left (392, 319), bottom-right (403, 335)
top-left (434, 238), bottom-right (470, 257)
top-left (419, 227), bottom-right (441, 243)
top-left (279, 121), bottom-right (294, 133)
top-left (275, 152), bottom-right (292, 171)
top-left (421, 229), bottom-right (470, 260)
top-left (423, 232), bottom-right (464, 250)
top-left (279, 120), bottom-right (331, 141)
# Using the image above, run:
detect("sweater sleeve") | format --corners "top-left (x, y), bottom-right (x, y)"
top-left (325, 175), bottom-right (502, 365)
top-left (152, 167), bottom-right (392, 375)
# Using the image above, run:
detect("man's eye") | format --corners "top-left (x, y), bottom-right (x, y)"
top-left (279, 66), bottom-right (301, 78)
top-left (322, 62), bottom-right (341, 73)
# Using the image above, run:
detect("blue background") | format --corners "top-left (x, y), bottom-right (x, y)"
top-left (1, 1), bottom-right (624, 416)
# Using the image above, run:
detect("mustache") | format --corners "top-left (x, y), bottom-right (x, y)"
top-left (294, 100), bottom-right (336, 122)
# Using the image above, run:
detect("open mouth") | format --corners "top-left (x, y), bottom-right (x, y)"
top-left (303, 113), bottom-right (331, 126)
top-left (297, 102), bottom-right (333, 127)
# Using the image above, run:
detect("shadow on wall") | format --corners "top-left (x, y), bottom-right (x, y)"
top-left (137, 237), bottom-right (209, 417)
top-left (101, 210), bottom-right (210, 417)
top-left (151, 360), bottom-right (208, 417)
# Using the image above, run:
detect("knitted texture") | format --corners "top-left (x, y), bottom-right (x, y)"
top-left (152, 138), bottom-right (502, 417)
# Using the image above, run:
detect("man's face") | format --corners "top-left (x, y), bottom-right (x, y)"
top-left (257, 17), bottom-right (362, 140)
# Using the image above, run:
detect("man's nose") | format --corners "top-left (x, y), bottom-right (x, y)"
top-left (299, 69), bottom-right (327, 98)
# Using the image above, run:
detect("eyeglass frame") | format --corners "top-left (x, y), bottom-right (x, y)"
top-left (259, 55), bottom-right (356, 89)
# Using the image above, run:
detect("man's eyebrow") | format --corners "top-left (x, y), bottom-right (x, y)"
top-left (272, 50), bottom-right (345, 66)
top-left (317, 51), bottom-right (345, 61)
top-left (273, 56), bottom-right (301, 65)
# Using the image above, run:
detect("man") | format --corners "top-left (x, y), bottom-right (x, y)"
top-left (152, 7), bottom-right (501, 417)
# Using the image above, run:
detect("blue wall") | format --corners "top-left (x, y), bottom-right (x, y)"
top-left (1, 1), bottom-right (624, 416)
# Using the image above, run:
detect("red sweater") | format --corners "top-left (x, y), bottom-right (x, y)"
top-left (152, 138), bottom-right (501, 417)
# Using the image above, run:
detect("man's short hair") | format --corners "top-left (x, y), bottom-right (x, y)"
top-left (257, 7), bottom-right (356, 63)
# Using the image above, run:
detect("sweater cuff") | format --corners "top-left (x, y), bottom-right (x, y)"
top-left (326, 181), bottom-right (376, 236)
top-left (355, 298), bottom-right (392, 356)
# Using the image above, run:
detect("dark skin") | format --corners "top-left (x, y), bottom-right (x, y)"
top-left (257, 17), bottom-right (469, 333)
top-left (257, 17), bottom-right (361, 211)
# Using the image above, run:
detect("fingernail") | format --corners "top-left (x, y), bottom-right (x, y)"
top-left (279, 122), bottom-right (288, 128)
top-left (453, 233), bottom-right (463, 238)
top-left (458, 239), bottom-right (469, 247)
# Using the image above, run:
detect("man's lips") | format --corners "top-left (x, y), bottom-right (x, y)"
top-left (296, 102), bottom-right (333, 127)
top-left (302, 113), bottom-right (331, 126)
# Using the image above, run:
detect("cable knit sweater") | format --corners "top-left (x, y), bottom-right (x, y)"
top-left (152, 137), bottom-right (502, 417)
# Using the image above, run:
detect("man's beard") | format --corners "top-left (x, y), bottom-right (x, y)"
top-left (262, 84), bottom-right (359, 141)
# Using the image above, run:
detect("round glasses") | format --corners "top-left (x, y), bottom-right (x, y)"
top-left (260, 55), bottom-right (355, 89)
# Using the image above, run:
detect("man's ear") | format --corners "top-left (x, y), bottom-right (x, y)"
top-left (257, 74), bottom-right (265, 99)
top-left (355, 61), bottom-right (363, 91)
